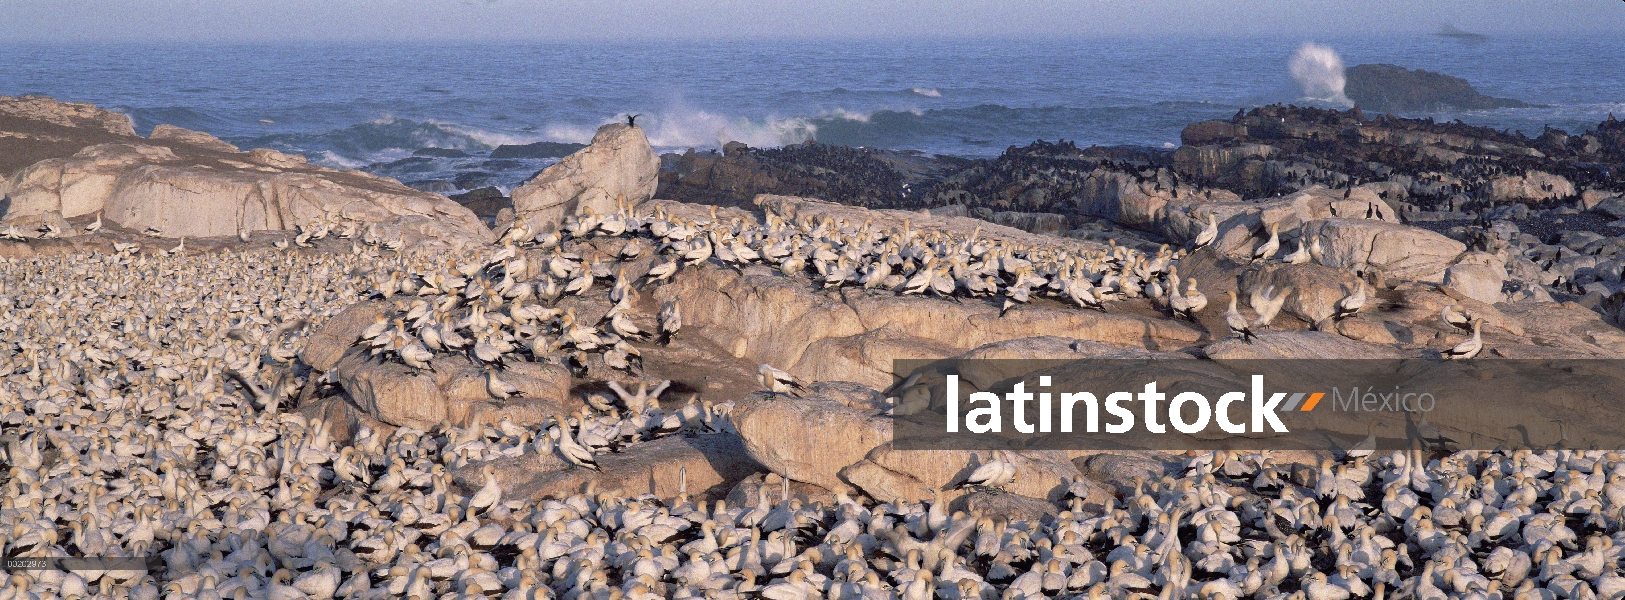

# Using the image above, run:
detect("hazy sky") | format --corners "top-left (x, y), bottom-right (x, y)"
top-left (4, 0), bottom-right (1622, 43)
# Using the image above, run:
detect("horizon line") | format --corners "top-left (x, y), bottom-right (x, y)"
top-left (5, 29), bottom-right (1625, 46)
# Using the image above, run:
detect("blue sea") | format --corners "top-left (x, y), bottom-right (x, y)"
top-left (3, 35), bottom-right (1623, 193)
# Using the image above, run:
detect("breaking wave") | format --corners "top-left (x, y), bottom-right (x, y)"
top-left (1288, 43), bottom-right (1354, 107)
top-left (226, 117), bottom-right (547, 169)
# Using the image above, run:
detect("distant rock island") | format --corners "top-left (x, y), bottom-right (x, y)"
top-left (1345, 63), bottom-right (1533, 113)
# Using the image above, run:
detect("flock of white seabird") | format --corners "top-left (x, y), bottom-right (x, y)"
top-left (339, 201), bottom-right (1193, 399)
top-left (0, 197), bottom-right (1544, 599)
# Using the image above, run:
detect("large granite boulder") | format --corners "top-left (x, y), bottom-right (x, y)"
top-left (727, 390), bottom-right (892, 492)
top-left (1170, 143), bottom-right (1277, 181)
top-left (1483, 171), bottom-right (1574, 203)
top-left (328, 351), bottom-right (571, 430)
top-left (1, 96), bottom-right (491, 249)
top-left (1192, 187), bottom-right (1396, 259)
top-left (1239, 261), bottom-right (1367, 326)
top-left (1301, 218), bottom-right (1465, 283)
top-left (512, 123), bottom-right (659, 233)
top-left (1175, 247), bottom-right (1364, 328)
top-left (305, 300), bottom-right (573, 429)
top-left (334, 353), bottom-right (448, 430)
top-left (6, 143), bottom-right (178, 221)
top-left (1444, 252), bottom-right (1508, 305)
top-left (1067, 168), bottom-right (1233, 233)
top-left (655, 264), bottom-right (1201, 388)
top-left (299, 300), bottom-right (389, 371)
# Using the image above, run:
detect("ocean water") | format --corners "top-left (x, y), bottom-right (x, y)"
top-left (3, 35), bottom-right (1623, 193)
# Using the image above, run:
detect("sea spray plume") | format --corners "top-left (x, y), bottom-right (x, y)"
top-left (1288, 43), bottom-right (1353, 107)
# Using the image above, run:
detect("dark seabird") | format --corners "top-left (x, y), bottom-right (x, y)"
top-left (627, 114), bottom-right (641, 128)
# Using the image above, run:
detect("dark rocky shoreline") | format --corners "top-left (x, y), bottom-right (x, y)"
top-left (652, 105), bottom-right (1625, 227)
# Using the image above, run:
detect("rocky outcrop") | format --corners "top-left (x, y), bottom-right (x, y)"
top-left (656, 263), bottom-right (1202, 388)
top-left (0, 95), bottom-right (138, 176)
top-left (1185, 186), bottom-right (1397, 255)
top-left (726, 386), bottom-right (1110, 505)
top-left (1069, 169), bottom-right (1244, 234)
top-left (455, 433), bottom-right (760, 502)
top-left (637, 195), bottom-right (1203, 387)
top-left (334, 353), bottom-right (448, 429)
top-left (488, 141), bottom-right (588, 159)
top-left (1344, 63), bottom-right (1532, 113)
top-left (511, 123), bottom-right (658, 233)
top-left (1, 96), bottom-right (492, 248)
top-left (1484, 171), bottom-right (1574, 203)
top-left (1444, 252), bottom-right (1508, 305)
top-left (844, 444), bottom-right (1106, 506)
top-left (1301, 218), bottom-right (1466, 283)
top-left (330, 352), bottom-right (570, 430)
top-left (300, 300), bottom-right (389, 371)
top-left (148, 124), bottom-right (240, 153)
top-left (1202, 331), bottom-right (1407, 359)
top-left (728, 390), bottom-right (892, 492)
top-left (304, 302), bottom-right (572, 430)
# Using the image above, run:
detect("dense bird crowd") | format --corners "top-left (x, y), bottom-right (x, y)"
top-left (353, 199), bottom-right (1182, 393)
top-left (0, 189), bottom-right (1600, 600)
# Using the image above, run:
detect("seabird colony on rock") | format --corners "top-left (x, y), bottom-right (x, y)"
top-left (0, 198), bottom-right (1530, 599)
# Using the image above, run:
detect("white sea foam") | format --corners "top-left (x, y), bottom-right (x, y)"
top-left (429, 120), bottom-right (547, 149)
top-left (314, 150), bottom-right (368, 170)
top-left (910, 87), bottom-right (943, 98)
top-left (628, 108), bottom-right (817, 150)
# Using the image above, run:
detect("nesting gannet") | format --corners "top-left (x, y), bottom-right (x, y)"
top-left (1443, 319), bottom-right (1483, 359)
top-left (486, 368), bottom-right (520, 398)
top-left (1332, 283), bottom-right (1365, 321)
top-left (1225, 290), bottom-right (1257, 343)
top-left (1252, 222), bottom-right (1280, 262)
top-left (952, 450), bottom-right (1018, 489)
top-left (467, 464), bottom-right (503, 514)
top-left (1192, 212), bottom-right (1219, 249)
top-left (758, 363), bottom-right (808, 397)
top-left (1282, 238), bottom-right (1310, 264)
top-left (1441, 304), bottom-right (1473, 333)
top-left (1250, 285), bottom-right (1292, 328)
top-left (1346, 421), bottom-right (1384, 458)
top-left (658, 299), bottom-right (682, 345)
top-left (1170, 278), bottom-right (1207, 321)
top-left (550, 413), bottom-right (600, 470)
